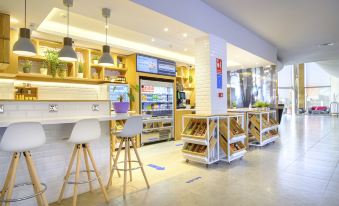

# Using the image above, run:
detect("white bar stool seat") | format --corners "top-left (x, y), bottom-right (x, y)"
top-left (0, 122), bottom-right (48, 206)
top-left (107, 116), bottom-right (150, 198)
top-left (58, 119), bottom-right (108, 206)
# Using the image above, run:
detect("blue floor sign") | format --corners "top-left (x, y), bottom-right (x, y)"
top-left (186, 176), bottom-right (202, 183)
top-left (147, 164), bottom-right (165, 170)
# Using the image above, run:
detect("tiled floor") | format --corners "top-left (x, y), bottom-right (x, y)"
top-left (53, 115), bottom-right (339, 206)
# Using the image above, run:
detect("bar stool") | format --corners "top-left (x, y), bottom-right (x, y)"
top-left (107, 116), bottom-right (150, 198)
top-left (0, 122), bottom-right (48, 206)
top-left (58, 119), bottom-right (108, 206)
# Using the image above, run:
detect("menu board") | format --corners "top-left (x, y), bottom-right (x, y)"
top-left (137, 54), bottom-right (176, 76)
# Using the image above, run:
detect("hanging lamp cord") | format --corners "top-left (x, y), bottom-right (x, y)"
top-left (24, 0), bottom-right (27, 28)
top-left (67, 5), bottom-right (70, 37)
top-left (105, 16), bottom-right (108, 45)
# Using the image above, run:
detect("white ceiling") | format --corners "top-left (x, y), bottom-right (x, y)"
top-left (227, 43), bottom-right (273, 70)
top-left (202, 0), bottom-right (339, 64)
top-left (0, 0), bottom-right (274, 67)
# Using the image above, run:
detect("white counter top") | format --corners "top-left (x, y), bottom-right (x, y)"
top-left (0, 113), bottom-right (138, 128)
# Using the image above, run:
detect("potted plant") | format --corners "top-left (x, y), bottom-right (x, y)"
top-left (253, 101), bottom-right (271, 111)
top-left (58, 62), bottom-right (67, 79)
top-left (113, 85), bottom-right (139, 113)
top-left (22, 60), bottom-right (32, 73)
top-left (232, 101), bottom-right (237, 109)
top-left (45, 49), bottom-right (61, 78)
top-left (77, 62), bottom-right (84, 78)
top-left (40, 61), bottom-right (48, 75)
top-left (92, 55), bottom-right (99, 65)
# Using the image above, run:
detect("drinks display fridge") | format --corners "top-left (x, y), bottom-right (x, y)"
top-left (140, 78), bottom-right (174, 145)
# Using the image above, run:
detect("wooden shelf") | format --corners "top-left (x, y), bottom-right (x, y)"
top-left (15, 73), bottom-right (109, 84)
top-left (90, 64), bottom-right (127, 72)
top-left (18, 55), bottom-right (46, 62)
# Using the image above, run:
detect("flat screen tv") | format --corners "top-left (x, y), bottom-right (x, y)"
top-left (136, 54), bottom-right (176, 77)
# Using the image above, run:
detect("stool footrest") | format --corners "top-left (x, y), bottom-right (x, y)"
top-left (114, 160), bottom-right (142, 171)
top-left (67, 170), bottom-right (99, 185)
top-left (0, 182), bottom-right (47, 203)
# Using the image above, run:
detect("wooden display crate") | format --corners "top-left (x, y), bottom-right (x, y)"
top-left (182, 119), bottom-right (216, 139)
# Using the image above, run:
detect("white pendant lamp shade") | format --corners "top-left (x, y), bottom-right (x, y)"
top-left (59, 0), bottom-right (77, 62)
top-left (13, 0), bottom-right (36, 57)
top-left (99, 45), bottom-right (114, 66)
top-left (58, 37), bottom-right (77, 62)
top-left (99, 8), bottom-right (114, 66)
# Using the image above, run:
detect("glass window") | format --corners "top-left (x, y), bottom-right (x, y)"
top-left (305, 87), bottom-right (331, 108)
top-left (278, 88), bottom-right (293, 114)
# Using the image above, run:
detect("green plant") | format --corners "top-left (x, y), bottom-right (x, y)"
top-left (92, 55), bottom-right (99, 61)
top-left (189, 75), bottom-right (193, 84)
top-left (22, 60), bottom-right (32, 68)
top-left (22, 60), bottom-right (32, 73)
top-left (44, 49), bottom-right (62, 78)
top-left (253, 101), bottom-right (271, 108)
top-left (77, 62), bottom-right (84, 73)
top-left (113, 84), bottom-right (139, 102)
top-left (232, 101), bottom-right (237, 108)
top-left (41, 60), bottom-right (48, 68)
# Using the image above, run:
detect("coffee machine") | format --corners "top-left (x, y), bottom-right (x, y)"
top-left (177, 91), bottom-right (186, 109)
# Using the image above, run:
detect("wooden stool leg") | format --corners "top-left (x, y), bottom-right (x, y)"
top-left (24, 152), bottom-right (43, 206)
top-left (131, 140), bottom-right (150, 189)
top-left (107, 138), bottom-right (124, 189)
top-left (73, 144), bottom-right (82, 206)
top-left (85, 144), bottom-right (109, 203)
top-left (123, 139), bottom-right (128, 198)
top-left (127, 139), bottom-right (132, 182)
top-left (58, 145), bottom-right (78, 204)
top-left (83, 146), bottom-right (93, 192)
top-left (0, 154), bottom-right (16, 202)
top-left (110, 135), bottom-right (121, 178)
top-left (5, 152), bottom-right (20, 206)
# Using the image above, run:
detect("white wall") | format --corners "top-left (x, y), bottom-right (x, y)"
top-left (0, 79), bottom-right (103, 100)
top-left (304, 62), bottom-right (331, 87)
top-left (278, 65), bottom-right (293, 88)
top-left (132, 0), bottom-right (277, 63)
top-left (195, 35), bottom-right (227, 115)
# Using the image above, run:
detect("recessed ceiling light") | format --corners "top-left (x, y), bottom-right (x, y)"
top-left (151, 38), bottom-right (155, 42)
top-left (10, 17), bottom-right (19, 24)
top-left (182, 33), bottom-right (187, 37)
top-left (256, 62), bottom-right (259, 65)
top-left (164, 28), bottom-right (169, 32)
top-left (319, 42), bottom-right (335, 47)
top-left (184, 48), bottom-right (188, 52)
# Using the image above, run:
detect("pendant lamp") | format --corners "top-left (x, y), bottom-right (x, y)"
top-left (58, 0), bottom-right (77, 62)
top-left (13, 0), bottom-right (37, 57)
top-left (98, 8), bottom-right (114, 67)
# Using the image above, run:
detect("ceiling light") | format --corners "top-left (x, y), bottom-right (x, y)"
top-left (13, 0), bottom-right (37, 57)
top-left (151, 38), bottom-right (155, 42)
top-left (10, 17), bottom-right (19, 24)
top-left (98, 8), bottom-right (114, 67)
top-left (256, 62), bottom-right (259, 65)
top-left (182, 33), bottom-right (187, 37)
top-left (319, 42), bottom-right (335, 47)
top-left (59, 0), bottom-right (77, 62)
top-left (184, 48), bottom-right (188, 52)
top-left (164, 27), bottom-right (169, 32)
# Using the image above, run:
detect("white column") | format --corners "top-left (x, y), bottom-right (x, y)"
top-left (194, 34), bottom-right (227, 115)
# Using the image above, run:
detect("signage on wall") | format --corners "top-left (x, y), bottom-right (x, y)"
top-left (136, 54), bottom-right (176, 77)
top-left (216, 58), bottom-right (224, 97)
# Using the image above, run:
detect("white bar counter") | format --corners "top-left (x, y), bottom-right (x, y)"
top-left (0, 113), bottom-right (135, 128)
top-left (0, 100), bottom-right (134, 205)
